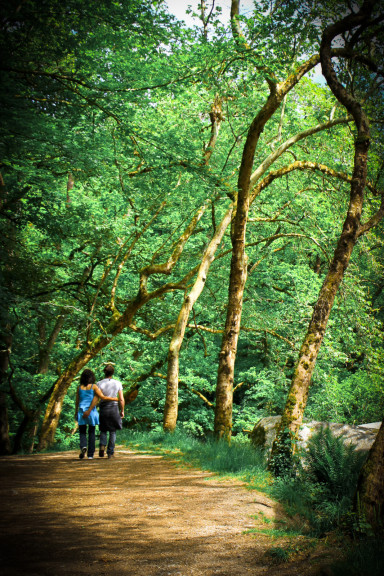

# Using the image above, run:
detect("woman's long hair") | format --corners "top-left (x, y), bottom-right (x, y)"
top-left (80, 369), bottom-right (96, 387)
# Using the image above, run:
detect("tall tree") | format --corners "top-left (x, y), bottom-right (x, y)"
top-left (214, 0), bottom-right (344, 440)
top-left (270, 0), bottom-right (384, 471)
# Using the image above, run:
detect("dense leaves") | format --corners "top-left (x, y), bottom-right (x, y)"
top-left (0, 0), bottom-right (383, 452)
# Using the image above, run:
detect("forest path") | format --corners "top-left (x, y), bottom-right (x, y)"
top-left (0, 448), bottom-right (335, 576)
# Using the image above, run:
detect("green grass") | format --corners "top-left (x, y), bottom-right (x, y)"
top-left (244, 527), bottom-right (302, 538)
top-left (120, 428), bottom-right (269, 486)
top-left (266, 545), bottom-right (295, 563)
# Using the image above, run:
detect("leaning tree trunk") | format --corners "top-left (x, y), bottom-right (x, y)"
top-left (213, 0), bottom-right (322, 440)
top-left (163, 95), bottom-right (225, 432)
top-left (163, 208), bottom-right (233, 431)
top-left (37, 353), bottom-right (97, 450)
top-left (36, 308), bottom-right (134, 451)
top-left (269, 0), bottom-right (376, 472)
top-left (354, 419), bottom-right (384, 531)
top-left (268, 186), bottom-right (365, 469)
top-left (37, 202), bottom-right (203, 450)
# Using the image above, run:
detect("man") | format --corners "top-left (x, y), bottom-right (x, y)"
top-left (84, 363), bottom-right (124, 458)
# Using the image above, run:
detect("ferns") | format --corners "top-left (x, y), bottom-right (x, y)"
top-left (303, 427), bottom-right (367, 501)
top-left (271, 427), bottom-right (368, 535)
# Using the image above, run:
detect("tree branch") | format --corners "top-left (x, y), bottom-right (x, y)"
top-left (154, 372), bottom-right (214, 408)
top-left (138, 202), bottom-right (210, 298)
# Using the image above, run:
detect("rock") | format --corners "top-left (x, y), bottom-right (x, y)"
top-left (249, 416), bottom-right (281, 454)
top-left (250, 416), bottom-right (381, 455)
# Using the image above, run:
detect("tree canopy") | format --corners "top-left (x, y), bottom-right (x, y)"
top-left (0, 0), bottom-right (383, 461)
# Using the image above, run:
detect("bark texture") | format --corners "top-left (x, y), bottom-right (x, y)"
top-left (163, 207), bottom-right (233, 431)
top-left (269, 0), bottom-right (379, 471)
top-left (355, 419), bottom-right (384, 531)
top-left (214, 0), bottom-right (323, 441)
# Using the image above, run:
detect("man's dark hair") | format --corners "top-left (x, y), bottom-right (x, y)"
top-left (80, 369), bottom-right (96, 386)
top-left (104, 363), bottom-right (115, 377)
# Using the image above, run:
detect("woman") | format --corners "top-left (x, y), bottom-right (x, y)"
top-left (75, 368), bottom-right (117, 459)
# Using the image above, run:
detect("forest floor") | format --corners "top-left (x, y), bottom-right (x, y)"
top-left (0, 447), bottom-right (345, 576)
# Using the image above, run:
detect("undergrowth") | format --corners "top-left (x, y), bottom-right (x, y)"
top-left (330, 537), bottom-right (384, 576)
top-left (270, 427), bottom-right (367, 535)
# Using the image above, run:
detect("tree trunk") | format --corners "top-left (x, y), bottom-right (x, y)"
top-left (213, 202), bottom-right (249, 440)
top-left (269, 172), bottom-right (366, 468)
top-left (37, 201), bottom-right (203, 451)
top-left (269, 0), bottom-right (376, 471)
top-left (213, 76), bottom-right (280, 442)
top-left (163, 118), bottom-right (354, 434)
top-left (36, 319), bottom-right (125, 451)
top-left (355, 419), bottom-right (384, 531)
top-left (0, 326), bottom-right (12, 455)
top-left (163, 207), bottom-right (233, 431)
top-left (38, 313), bottom-right (66, 374)
top-left (213, 0), bottom-right (329, 441)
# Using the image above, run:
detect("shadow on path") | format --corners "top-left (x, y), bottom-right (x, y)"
top-left (0, 449), bottom-right (333, 576)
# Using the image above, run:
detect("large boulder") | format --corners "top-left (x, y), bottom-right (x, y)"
top-left (250, 415), bottom-right (381, 455)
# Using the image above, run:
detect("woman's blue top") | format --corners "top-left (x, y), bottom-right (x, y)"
top-left (77, 386), bottom-right (99, 426)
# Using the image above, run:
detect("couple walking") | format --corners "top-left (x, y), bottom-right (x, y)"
top-left (75, 364), bottom-right (125, 460)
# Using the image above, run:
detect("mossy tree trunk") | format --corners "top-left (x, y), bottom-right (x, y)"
top-left (213, 0), bottom-right (325, 441)
top-left (37, 204), bottom-right (204, 450)
top-left (355, 420), bottom-right (384, 531)
top-left (163, 207), bottom-right (233, 432)
top-left (163, 96), bottom-right (225, 432)
top-left (269, 0), bottom-right (380, 472)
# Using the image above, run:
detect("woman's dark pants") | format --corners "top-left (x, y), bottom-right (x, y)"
top-left (79, 425), bottom-right (96, 457)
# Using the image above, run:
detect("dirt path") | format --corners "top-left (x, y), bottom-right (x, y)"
top-left (0, 448), bottom-right (337, 576)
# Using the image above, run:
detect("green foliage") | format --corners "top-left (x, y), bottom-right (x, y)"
top-left (1, 0), bottom-right (383, 458)
top-left (270, 428), bottom-right (367, 535)
top-left (303, 427), bottom-right (367, 500)
top-left (330, 538), bottom-right (384, 576)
